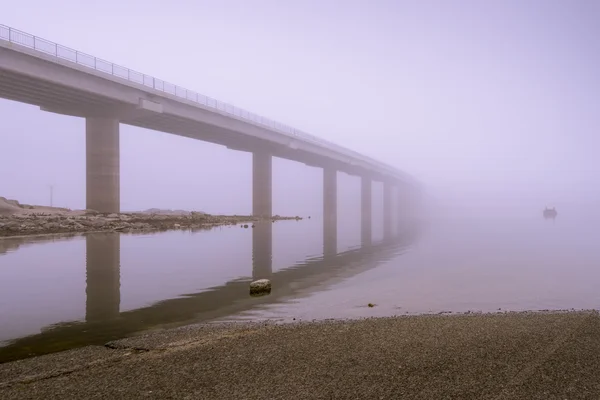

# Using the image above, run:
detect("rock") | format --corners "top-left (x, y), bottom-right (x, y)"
top-left (4, 221), bottom-right (20, 229)
top-left (142, 208), bottom-right (190, 216)
top-left (107, 213), bottom-right (119, 218)
top-left (91, 219), bottom-right (106, 227)
top-left (85, 209), bottom-right (100, 215)
top-left (174, 224), bottom-right (181, 228)
top-left (249, 279), bottom-right (272, 297)
top-left (6, 199), bottom-right (21, 207)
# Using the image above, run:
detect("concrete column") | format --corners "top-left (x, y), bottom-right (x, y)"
top-left (397, 183), bottom-right (414, 227)
top-left (383, 182), bottom-right (393, 241)
top-left (252, 151), bottom-right (272, 218)
top-left (323, 167), bottom-right (337, 258)
top-left (396, 185), bottom-right (404, 234)
top-left (86, 118), bottom-right (120, 214)
top-left (85, 233), bottom-right (120, 322)
top-left (361, 176), bottom-right (372, 246)
top-left (252, 221), bottom-right (272, 280)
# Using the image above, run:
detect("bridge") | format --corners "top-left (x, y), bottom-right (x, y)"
top-left (0, 24), bottom-right (420, 244)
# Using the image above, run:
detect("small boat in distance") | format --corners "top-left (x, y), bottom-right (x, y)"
top-left (543, 207), bottom-right (558, 219)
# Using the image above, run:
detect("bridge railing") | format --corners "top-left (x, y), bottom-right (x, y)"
top-left (0, 24), bottom-right (409, 180)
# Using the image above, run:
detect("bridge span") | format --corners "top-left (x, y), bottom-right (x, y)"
top-left (0, 24), bottom-right (421, 242)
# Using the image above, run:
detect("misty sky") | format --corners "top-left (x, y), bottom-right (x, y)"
top-left (2, 0), bottom-right (599, 216)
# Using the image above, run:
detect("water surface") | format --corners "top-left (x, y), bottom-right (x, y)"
top-left (1, 211), bottom-right (599, 362)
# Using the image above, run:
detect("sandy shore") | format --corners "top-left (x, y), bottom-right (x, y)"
top-left (0, 196), bottom-right (301, 237)
top-left (1, 310), bottom-right (599, 399)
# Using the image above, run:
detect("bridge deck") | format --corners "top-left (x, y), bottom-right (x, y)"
top-left (0, 24), bottom-right (416, 184)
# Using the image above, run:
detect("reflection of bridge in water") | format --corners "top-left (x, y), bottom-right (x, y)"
top-left (0, 220), bottom-right (420, 363)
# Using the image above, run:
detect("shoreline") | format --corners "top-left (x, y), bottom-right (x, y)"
top-left (1, 310), bottom-right (599, 398)
top-left (0, 212), bottom-right (302, 238)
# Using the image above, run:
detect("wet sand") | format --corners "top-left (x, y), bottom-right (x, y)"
top-left (1, 310), bottom-right (599, 399)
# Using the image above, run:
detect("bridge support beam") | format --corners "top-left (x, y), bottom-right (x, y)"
top-left (252, 151), bottom-right (272, 218)
top-left (86, 118), bottom-right (120, 213)
top-left (252, 221), bottom-right (273, 280)
top-left (361, 176), bottom-right (372, 246)
top-left (323, 167), bottom-right (337, 258)
top-left (383, 182), bottom-right (393, 241)
top-left (85, 233), bottom-right (120, 322)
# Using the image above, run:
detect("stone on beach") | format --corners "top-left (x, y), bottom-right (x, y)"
top-left (249, 279), bottom-right (272, 296)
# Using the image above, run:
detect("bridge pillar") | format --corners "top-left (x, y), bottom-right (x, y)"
top-left (252, 221), bottom-right (273, 280)
top-left (396, 184), bottom-right (405, 233)
top-left (252, 151), bottom-right (272, 217)
top-left (86, 118), bottom-right (120, 213)
top-left (323, 167), bottom-right (337, 258)
top-left (397, 183), bottom-right (414, 222)
top-left (361, 176), bottom-right (372, 246)
top-left (85, 232), bottom-right (120, 322)
top-left (383, 182), bottom-right (393, 241)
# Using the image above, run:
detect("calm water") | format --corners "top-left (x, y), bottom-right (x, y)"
top-left (1, 212), bottom-right (599, 362)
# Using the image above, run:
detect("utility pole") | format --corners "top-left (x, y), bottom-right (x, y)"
top-left (49, 184), bottom-right (54, 207)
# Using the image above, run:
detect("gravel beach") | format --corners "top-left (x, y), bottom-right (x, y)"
top-left (1, 310), bottom-right (599, 399)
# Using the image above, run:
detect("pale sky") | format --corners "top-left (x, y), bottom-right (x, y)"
top-left (1, 0), bottom-right (599, 215)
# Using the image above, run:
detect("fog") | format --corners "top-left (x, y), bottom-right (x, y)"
top-left (2, 0), bottom-right (599, 217)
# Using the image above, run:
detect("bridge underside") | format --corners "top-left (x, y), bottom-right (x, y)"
top-left (0, 56), bottom-right (387, 179)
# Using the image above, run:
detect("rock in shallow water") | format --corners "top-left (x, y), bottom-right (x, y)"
top-left (249, 279), bottom-right (272, 297)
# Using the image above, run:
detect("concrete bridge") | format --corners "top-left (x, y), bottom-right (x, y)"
top-left (0, 221), bottom-right (420, 363)
top-left (0, 24), bottom-right (420, 245)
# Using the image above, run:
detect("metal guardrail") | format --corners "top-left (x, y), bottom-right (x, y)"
top-left (0, 24), bottom-right (408, 180)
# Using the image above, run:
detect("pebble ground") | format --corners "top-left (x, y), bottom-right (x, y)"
top-left (1, 311), bottom-right (599, 399)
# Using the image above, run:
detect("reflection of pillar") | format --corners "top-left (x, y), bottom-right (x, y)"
top-left (86, 118), bottom-right (120, 213)
top-left (252, 221), bottom-right (272, 280)
top-left (383, 182), bottom-right (392, 241)
top-left (323, 167), bottom-right (337, 258)
top-left (86, 233), bottom-right (120, 322)
top-left (252, 151), bottom-right (272, 218)
top-left (361, 176), bottom-right (372, 246)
